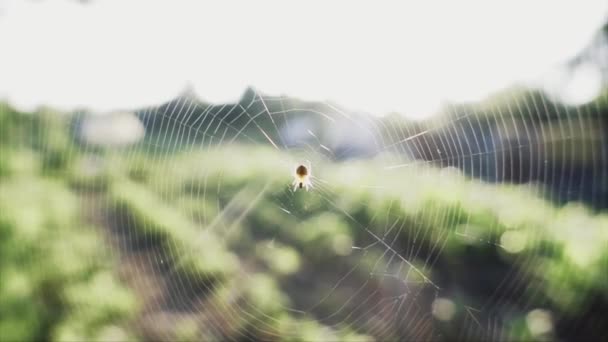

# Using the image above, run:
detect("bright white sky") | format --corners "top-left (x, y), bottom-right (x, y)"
top-left (0, 0), bottom-right (606, 118)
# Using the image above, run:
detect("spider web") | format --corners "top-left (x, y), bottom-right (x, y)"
top-left (66, 61), bottom-right (607, 341)
top-left (32, 20), bottom-right (605, 342)
top-left (1, 2), bottom-right (608, 341)
top-left (135, 91), bottom-right (445, 340)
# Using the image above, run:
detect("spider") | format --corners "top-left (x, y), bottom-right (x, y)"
top-left (292, 161), bottom-right (313, 191)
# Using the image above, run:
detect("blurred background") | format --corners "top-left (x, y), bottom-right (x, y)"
top-left (1, 1), bottom-right (608, 341)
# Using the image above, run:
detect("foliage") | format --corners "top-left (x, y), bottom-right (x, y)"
top-left (0, 179), bottom-right (137, 341)
top-left (1, 103), bottom-right (607, 341)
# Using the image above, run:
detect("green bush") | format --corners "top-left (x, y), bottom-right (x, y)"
top-left (0, 177), bottom-right (137, 341)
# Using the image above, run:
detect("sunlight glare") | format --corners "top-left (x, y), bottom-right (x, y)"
top-left (0, 0), bottom-right (606, 116)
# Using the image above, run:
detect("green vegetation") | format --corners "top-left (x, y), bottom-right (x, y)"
top-left (1, 103), bottom-right (607, 341)
top-left (0, 109), bottom-right (137, 340)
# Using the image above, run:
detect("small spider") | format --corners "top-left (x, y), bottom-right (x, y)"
top-left (293, 161), bottom-right (313, 191)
